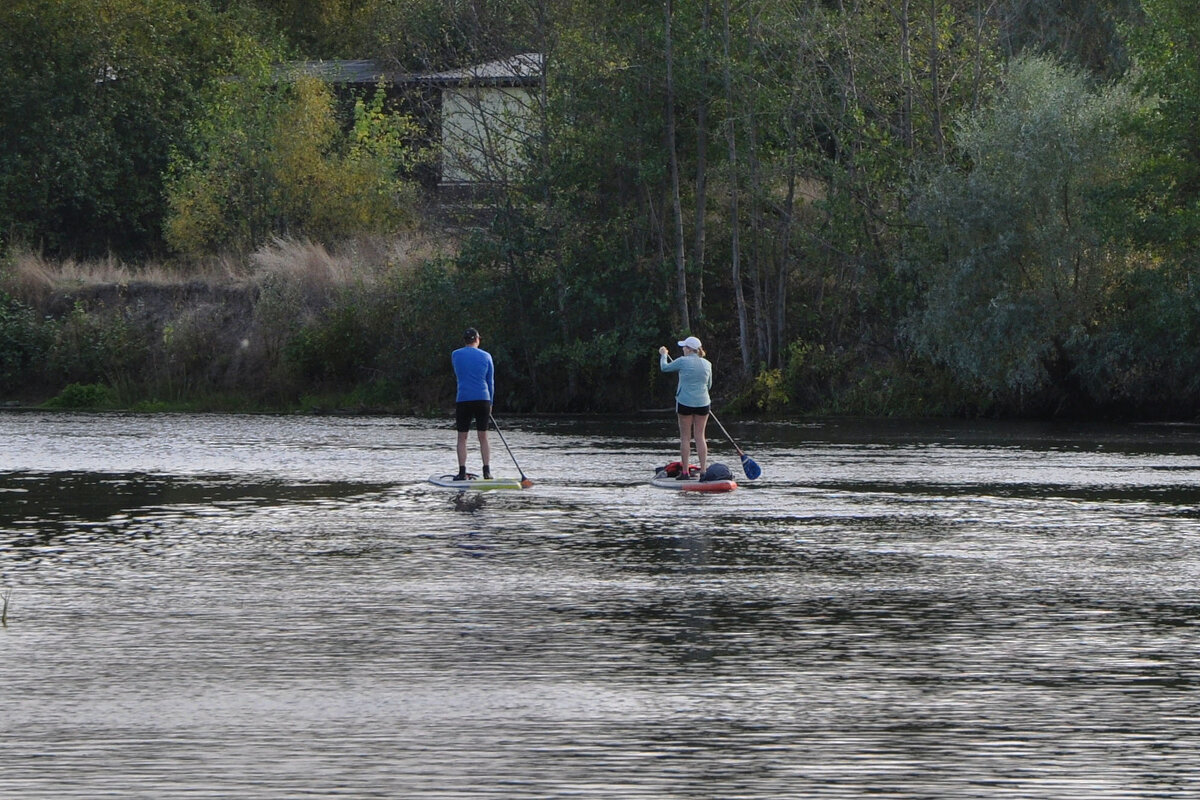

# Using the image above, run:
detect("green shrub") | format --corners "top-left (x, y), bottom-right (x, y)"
top-left (746, 367), bottom-right (790, 413)
top-left (47, 301), bottom-right (144, 393)
top-left (44, 382), bottom-right (117, 409)
top-left (166, 76), bottom-right (426, 256)
top-left (284, 298), bottom-right (374, 385)
top-left (0, 292), bottom-right (50, 393)
top-left (159, 304), bottom-right (239, 398)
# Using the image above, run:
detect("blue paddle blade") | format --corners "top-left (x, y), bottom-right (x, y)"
top-left (740, 453), bottom-right (761, 480)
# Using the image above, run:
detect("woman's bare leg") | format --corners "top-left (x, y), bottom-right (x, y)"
top-left (694, 414), bottom-right (709, 473)
top-left (677, 414), bottom-right (693, 472)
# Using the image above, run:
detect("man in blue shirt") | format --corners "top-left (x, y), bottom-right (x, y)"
top-left (451, 327), bottom-right (495, 480)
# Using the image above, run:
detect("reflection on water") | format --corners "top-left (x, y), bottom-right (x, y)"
top-left (2, 411), bottom-right (1200, 798)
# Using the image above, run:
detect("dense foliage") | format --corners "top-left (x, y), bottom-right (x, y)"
top-left (165, 75), bottom-right (427, 256)
top-left (906, 56), bottom-right (1149, 414)
top-left (2, 0), bottom-right (1199, 417)
top-left (0, 0), bottom-right (274, 256)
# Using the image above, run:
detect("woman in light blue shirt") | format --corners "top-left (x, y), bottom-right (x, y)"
top-left (658, 335), bottom-right (713, 479)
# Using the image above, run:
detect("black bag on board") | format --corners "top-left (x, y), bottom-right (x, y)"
top-left (699, 463), bottom-right (733, 482)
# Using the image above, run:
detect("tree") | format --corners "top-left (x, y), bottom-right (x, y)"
top-left (0, 0), bottom-right (270, 257)
top-left (906, 55), bottom-right (1148, 411)
top-left (994, 0), bottom-right (1141, 78)
top-left (165, 75), bottom-right (426, 256)
top-left (1122, 0), bottom-right (1200, 263)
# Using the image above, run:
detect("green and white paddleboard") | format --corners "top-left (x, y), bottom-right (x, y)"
top-left (428, 474), bottom-right (526, 491)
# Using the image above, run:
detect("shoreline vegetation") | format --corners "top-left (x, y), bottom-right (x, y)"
top-left (0, 230), bottom-right (956, 419)
top-left (1, 235), bottom-right (468, 416)
top-left (0, 230), bottom-right (1192, 423)
top-left (0, 231), bottom-right (854, 418)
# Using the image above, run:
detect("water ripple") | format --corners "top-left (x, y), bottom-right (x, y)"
top-left (3, 413), bottom-right (1200, 798)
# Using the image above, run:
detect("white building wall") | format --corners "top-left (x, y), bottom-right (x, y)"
top-left (440, 86), bottom-right (537, 185)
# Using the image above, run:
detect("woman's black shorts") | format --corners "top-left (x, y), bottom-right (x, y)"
top-left (456, 400), bottom-right (493, 432)
top-left (676, 403), bottom-right (710, 416)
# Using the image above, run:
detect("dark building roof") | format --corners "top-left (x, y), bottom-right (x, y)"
top-left (423, 53), bottom-right (543, 86)
top-left (276, 53), bottom-right (543, 88)
top-left (276, 59), bottom-right (390, 85)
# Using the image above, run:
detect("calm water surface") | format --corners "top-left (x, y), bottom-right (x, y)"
top-left (2, 411), bottom-right (1200, 799)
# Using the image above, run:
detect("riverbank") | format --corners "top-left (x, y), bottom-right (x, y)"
top-left (0, 235), bottom-right (467, 415)
top-left (4, 234), bottom-right (758, 416)
top-left (6, 236), bottom-right (1198, 421)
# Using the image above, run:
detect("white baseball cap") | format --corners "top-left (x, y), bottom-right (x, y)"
top-left (677, 336), bottom-right (702, 350)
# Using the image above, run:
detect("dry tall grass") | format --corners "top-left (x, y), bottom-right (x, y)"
top-left (0, 233), bottom-right (458, 306)
top-left (2, 247), bottom-right (248, 304)
top-left (250, 236), bottom-right (355, 293)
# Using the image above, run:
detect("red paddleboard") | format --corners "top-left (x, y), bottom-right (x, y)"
top-left (649, 474), bottom-right (738, 492)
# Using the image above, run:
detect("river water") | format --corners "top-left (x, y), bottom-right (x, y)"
top-left (2, 411), bottom-right (1199, 799)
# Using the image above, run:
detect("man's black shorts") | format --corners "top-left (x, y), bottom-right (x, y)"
top-left (456, 400), bottom-right (492, 432)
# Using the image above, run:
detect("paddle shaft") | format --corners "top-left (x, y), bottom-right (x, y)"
top-left (490, 414), bottom-right (533, 487)
top-left (708, 410), bottom-right (744, 457)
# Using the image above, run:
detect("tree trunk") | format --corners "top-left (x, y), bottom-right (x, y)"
top-left (665, 0), bottom-right (690, 331)
top-left (692, 0), bottom-right (712, 322)
top-left (746, 1), bottom-right (768, 366)
top-left (899, 0), bottom-right (914, 151)
top-left (775, 93), bottom-right (801, 369)
top-left (928, 0), bottom-right (945, 157)
top-left (723, 0), bottom-right (751, 375)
